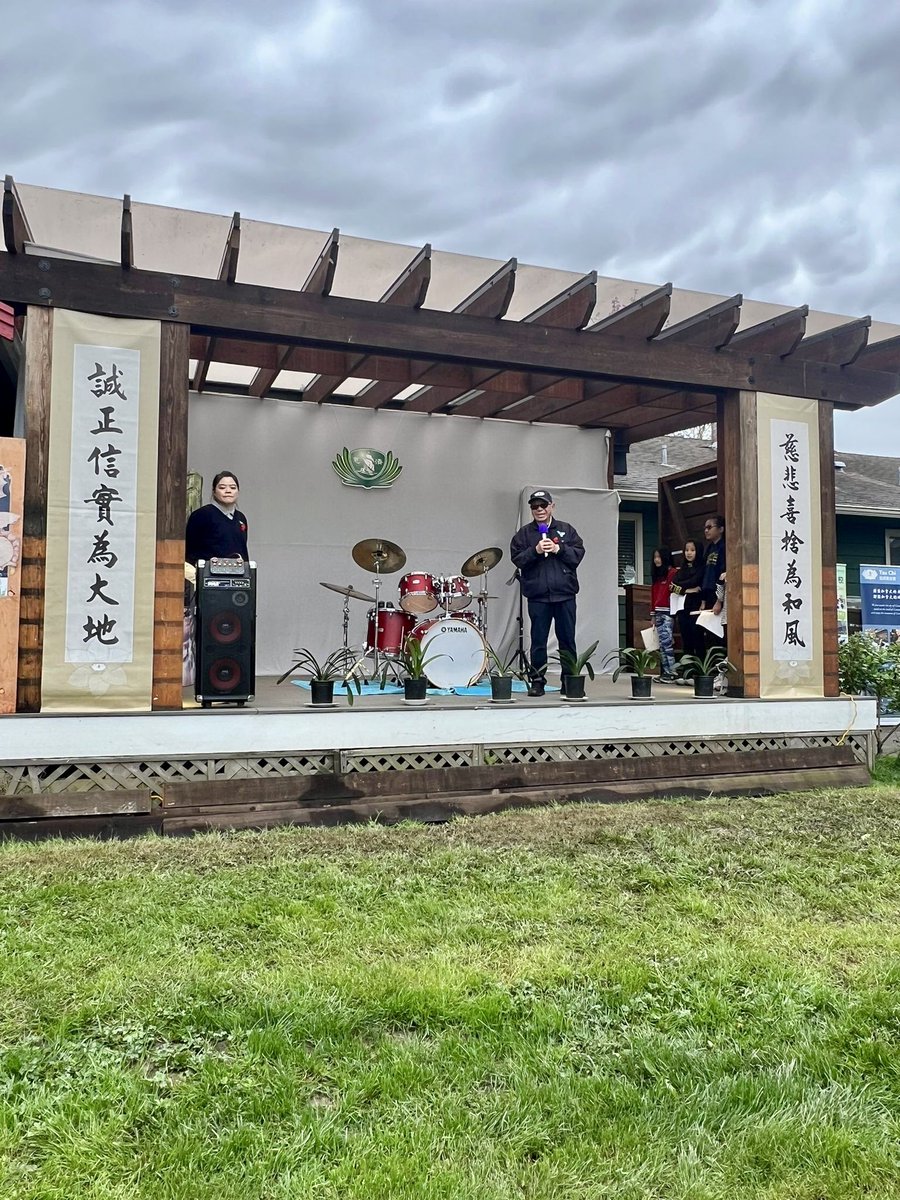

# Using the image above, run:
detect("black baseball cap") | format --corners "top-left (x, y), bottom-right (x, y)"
top-left (528, 491), bottom-right (553, 507)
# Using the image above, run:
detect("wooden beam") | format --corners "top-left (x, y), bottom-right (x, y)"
top-left (16, 307), bottom-right (52, 712)
top-left (524, 271), bottom-right (597, 330)
top-left (586, 282), bottom-right (672, 339)
top-left (300, 243), bottom-right (432, 405)
top-left (655, 294), bottom-right (743, 350)
top-left (153, 322), bottom-right (190, 710)
top-left (120, 194), bottom-right (133, 270)
top-left (619, 402), bottom-right (718, 443)
top-left (3, 254), bottom-right (897, 408)
top-left (352, 258), bottom-right (517, 409)
top-left (192, 212), bottom-right (242, 392)
top-left (248, 226), bottom-right (340, 397)
top-left (728, 305), bottom-right (808, 357)
top-left (787, 316), bottom-right (871, 365)
top-left (501, 379), bottom-right (622, 424)
top-left (855, 332), bottom-right (900, 374)
top-left (2, 175), bottom-right (33, 254)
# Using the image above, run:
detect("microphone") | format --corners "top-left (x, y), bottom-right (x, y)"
top-left (538, 522), bottom-right (549, 557)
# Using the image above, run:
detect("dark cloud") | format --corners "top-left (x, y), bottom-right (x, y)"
top-left (3, 0), bottom-right (900, 448)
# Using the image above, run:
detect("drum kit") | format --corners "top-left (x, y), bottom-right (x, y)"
top-left (319, 538), bottom-right (504, 689)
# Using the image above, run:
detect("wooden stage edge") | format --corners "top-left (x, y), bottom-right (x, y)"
top-left (0, 685), bottom-right (878, 842)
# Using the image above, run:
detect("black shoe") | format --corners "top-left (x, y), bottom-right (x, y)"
top-left (527, 682), bottom-right (545, 697)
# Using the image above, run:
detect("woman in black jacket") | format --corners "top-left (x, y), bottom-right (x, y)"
top-left (671, 538), bottom-right (705, 661)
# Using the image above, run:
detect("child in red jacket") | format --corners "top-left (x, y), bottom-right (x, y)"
top-left (649, 548), bottom-right (678, 681)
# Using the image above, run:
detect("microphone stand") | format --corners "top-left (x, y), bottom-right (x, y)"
top-left (512, 569), bottom-right (531, 677)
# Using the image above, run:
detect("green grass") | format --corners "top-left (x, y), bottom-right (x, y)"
top-left (2, 782), bottom-right (900, 1198)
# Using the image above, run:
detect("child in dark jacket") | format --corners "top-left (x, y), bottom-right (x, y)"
top-left (671, 538), bottom-right (706, 665)
top-left (649, 548), bottom-right (678, 681)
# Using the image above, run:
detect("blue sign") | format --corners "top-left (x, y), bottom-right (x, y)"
top-left (859, 564), bottom-right (900, 645)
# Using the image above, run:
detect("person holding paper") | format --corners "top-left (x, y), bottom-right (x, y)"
top-left (649, 548), bottom-right (678, 682)
top-left (671, 538), bottom-right (705, 661)
top-left (510, 490), bottom-right (585, 697)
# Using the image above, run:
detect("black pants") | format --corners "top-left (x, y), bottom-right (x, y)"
top-left (527, 597), bottom-right (577, 680)
top-left (677, 607), bottom-right (705, 658)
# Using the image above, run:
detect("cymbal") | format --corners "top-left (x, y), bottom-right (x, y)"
top-left (320, 581), bottom-right (375, 602)
top-left (460, 546), bottom-right (503, 578)
top-left (351, 537), bottom-right (407, 574)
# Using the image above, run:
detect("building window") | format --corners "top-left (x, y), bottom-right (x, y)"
top-left (886, 530), bottom-right (900, 566)
top-left (618, 513), bottom-right (643, 586)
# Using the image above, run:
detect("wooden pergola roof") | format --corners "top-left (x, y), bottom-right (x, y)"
top-left (3, 176), bottom-right (900, 445)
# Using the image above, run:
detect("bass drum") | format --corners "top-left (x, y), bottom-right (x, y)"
top-left (410, 615), bottom-right (487, 688)
top-left (365, 604), bottom-right (415, 654)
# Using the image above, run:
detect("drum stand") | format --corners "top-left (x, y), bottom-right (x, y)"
top-left (475, 575), bottom-right (491, 640)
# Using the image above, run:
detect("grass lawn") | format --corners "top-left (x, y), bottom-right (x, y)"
top-left (2, 768), bottom-right (900, 1199)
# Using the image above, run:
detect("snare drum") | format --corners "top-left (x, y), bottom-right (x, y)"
top-left (438, 574), bottom-right (470, 613)
top-left (365, 604), bottom-right (415, 654)
top-left (409, 615), bottom-right (487, 688)
top-left (399, 572), bottom-right (438, 614)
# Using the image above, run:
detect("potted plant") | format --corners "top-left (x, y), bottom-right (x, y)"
top-left (288, 647), bottom-right (363, 705)
top-left (554, 640), bottom-right (600, 702)
top-left (485, 645), bottom-right (526, 703)
top-left (677, 646), bottom-right (734, 698)
top-left (608, 646), bottom-right (660, 699)
top-left (383, 636), bottom-right (446, 704)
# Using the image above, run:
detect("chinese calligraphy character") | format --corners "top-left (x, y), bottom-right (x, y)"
top-left (86, 530), bottom-right (119, 569)
top-left (86, 444), bottom-right (122, 478)
top-left (82, 614), bottom-right (119, 644)
top-left (779, 495), bottom-right (800, 525)
top-left (784, 560), bottom-right (802, 588)
top-left (782, 592), bottom-right (803, 613)
top-left (783, 619), bottom-right (806, 648)
top-left (84, 486), bottom-right (123, 526)
top-left (782, 465), bottom-right (799, 491)
top-left (87, 362), bottom-right (127, 401)
top-left (86, 572), bottom-right (119, 606)
top-left (780, 529), bottom-right (805, 555)
top-left (90, 407), bottom-right (123, 435)
top-left (779, 432), bottom-right (799, 462)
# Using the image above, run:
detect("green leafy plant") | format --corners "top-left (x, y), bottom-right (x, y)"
top-left (485, 644), bottom-right (526, 679)
top-left (554, 640), bottom-right (600, 680)
top-left (606, 646), bottom-right (660, 680)
top-left (677, 646), bottom-right (734, 681)
top-left (381, 635), bottom-right (446, 683)
top-left (289, 647), bottom-right (364, 704)
top-left (839, 632), bottom-right (900, 750)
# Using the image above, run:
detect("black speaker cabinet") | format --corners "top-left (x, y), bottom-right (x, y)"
top-left (195, 559), bottom-right (256, 706)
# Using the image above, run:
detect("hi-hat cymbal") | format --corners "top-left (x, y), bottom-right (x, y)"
top-left (351, 537), bottom-right (407, 574)
top-left (460, 546), bottom-right (503, 578)
top-left (320, 581), bottom-right (376, 602)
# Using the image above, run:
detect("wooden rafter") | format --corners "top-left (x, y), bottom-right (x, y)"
top-left (353, 257), bottom-right (517, 409)
top-left (728, 305), bottom-right (808, 357)
top-left (621, 399), bottom-right (717, 443)
top-left (655, 294), bottom-right (743, 350)
top-left (192, 212), bottom-right (242, 392)
top-left (247, 226), bottom-right (338, 397)
top-left (301, 242), bottom-right (432, 405)
top-left (855, 332), bottom-right (900, 374)
top-left (501, 379), bottom-right (622, 424)
top-left (2, 175), bottom-right (32, 254)
top-left (4, 254), bottom-right (897, 409)
top-left (120, 195), bottom-right (133, 270)
top-left (586, 282), bottom-right (673, 340)
top-left (787, 316), bottom-right (871, 365)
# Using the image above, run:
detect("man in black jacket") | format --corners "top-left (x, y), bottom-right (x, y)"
top-left (510, 490), bottom-right (586, 696)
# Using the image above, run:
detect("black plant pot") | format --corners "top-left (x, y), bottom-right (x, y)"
top-left (310, 679), bottom-right (335, 705)
top-left (404, 677), bottom-right (428, 703)
top-left (562, 674), bottom-right (586, 701)
top-left (490, 674), bottom-right (514, 703)
top-left (631, 676), bottom-right (652, 699)
top-left (693, 675), bottom-right (715, 698)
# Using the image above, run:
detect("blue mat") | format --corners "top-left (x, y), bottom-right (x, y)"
top-left (291, 679), bottom-right (544, 696)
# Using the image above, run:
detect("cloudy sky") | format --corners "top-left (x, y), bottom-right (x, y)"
top-left (6, 0), bottom-right (900, 451)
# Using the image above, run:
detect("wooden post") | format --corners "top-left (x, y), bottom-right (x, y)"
top-left (17, 306), bottom-right (52, 712)
top-left (818, 401), bottom-right (839, 696)
top-left (152, 322), bottom-right (189, 709)
top-left (718, 390), bottom-right (760, 698)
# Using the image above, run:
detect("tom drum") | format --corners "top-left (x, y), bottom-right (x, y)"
top-left (365, 604), bottom-right (415, 655)
top-left (437, 574), bottom-right (470, 613)
top-left (398, 572), bottom-right (438, 614)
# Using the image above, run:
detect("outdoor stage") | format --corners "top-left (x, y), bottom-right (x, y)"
top-left (0, 678), bottom-right (876, 840)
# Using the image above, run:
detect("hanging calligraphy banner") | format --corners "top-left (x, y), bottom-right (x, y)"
top-left (42, 310), bottom-right (160, 711)
top-left (756, 393), bottom-right (824, 698)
